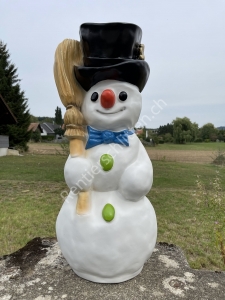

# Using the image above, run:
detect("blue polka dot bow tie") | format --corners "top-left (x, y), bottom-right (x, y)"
top-left (85, 126), bottom-right (134, 150)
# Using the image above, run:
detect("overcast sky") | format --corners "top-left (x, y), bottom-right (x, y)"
top-left (0, 0), bottom-right (224, 128)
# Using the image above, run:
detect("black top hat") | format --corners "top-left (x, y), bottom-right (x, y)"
top-left (74, 23), bottom-right (150, 92)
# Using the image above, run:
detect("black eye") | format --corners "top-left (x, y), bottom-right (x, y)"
top-left (119, 91), bottom-right (127, 101)
top-left (91, 92), bottom-right (98, 102)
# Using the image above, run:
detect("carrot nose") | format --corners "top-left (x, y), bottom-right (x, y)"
top-left (101, 89), bottom-right (115, 109)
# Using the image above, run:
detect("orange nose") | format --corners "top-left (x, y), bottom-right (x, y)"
top-left (101, 89), bottom-right (115, 109)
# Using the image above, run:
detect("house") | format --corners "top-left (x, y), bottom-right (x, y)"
top-left (0, 94), bottom-right (17, 125)
top-left (135, 128), bottom-right (143, 136)
top-left (40, 122), bottom-right (61, 136)
top-left (150, 128), bottom-right (158, 134)
top-left (135, 128), bottom-right (159, 138)
top-left (0, 135), bottom-right (9, 156)
top-left (27, 123), bottom-right (43, 142)
top-left (0, 94), bottom-right (18, 156)
top-left (28, 123), bottom-right (43, 133)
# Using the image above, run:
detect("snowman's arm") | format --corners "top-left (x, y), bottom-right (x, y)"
top-left (118, 141), bottom-right (153, 201)
top-left (64, 156), bottom-right (93, 193)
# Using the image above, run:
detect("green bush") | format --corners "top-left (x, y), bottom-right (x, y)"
top-left (15, 144), bottom-right (29, 153)
top-left (31, 131), bottom-right (41, 142)
top-left (152, 135), bottom-right (159, 145)
top-left (164, 133), bottom-right (173, 143)
top-left (41, 135), bottom-right (55, 142)
top-left (194, 138), bottom-right (203, 143)
top-left (204, 139), bottom-right (211, 143)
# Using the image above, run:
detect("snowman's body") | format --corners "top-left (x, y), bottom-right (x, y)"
top-left (56, 80), bottom-right (157, 283)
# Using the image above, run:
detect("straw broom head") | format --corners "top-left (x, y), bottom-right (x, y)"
top-left (54, 39), bottom-right (85, 139)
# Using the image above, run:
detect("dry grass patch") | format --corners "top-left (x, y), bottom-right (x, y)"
top-left (147, 149), bottom-right (212, 163)
top-left (28, 142), bottom-right (62, 155)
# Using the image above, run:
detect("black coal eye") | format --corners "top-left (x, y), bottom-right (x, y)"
top-left (91, 92), bottom-right (98, 102)
top-left (119, 91), bottom-right (127, 101)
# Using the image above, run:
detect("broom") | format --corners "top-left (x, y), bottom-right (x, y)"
top-left (54, 39), bottom-right (90, 215)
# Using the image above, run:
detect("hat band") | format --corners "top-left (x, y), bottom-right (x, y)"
top-left (83, 57), bottom-right (135, 68)
top-left (74, 59), bottom-right (150, 92)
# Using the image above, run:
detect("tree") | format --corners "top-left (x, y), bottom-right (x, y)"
top-left (149, 132), bottom-right (159, 145)
top-left (164, 133), bottom-right (173, 143)
top-left (217, 129), bottom-right (225, 142)
top-left (30, 115), bottom-right (38, 122)
top-left (0, 41), bottom-right (31, 151)
top-left (55, 106), bottom-right (63, 125)
top-left (172, 117), bottom-right (198, 144)
top-left (200, 123), bottom-right (218, 141)
top-left (191, 122), bottom-right (199, 141)
top-left (158, 123), bottom-right (173, 136)
top-left (37, 116), bottom-right (54, 123)
top-left (54, 127), bottom-right (65, 136)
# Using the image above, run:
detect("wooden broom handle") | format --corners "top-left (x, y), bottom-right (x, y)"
top-left (70, 139), bottom-right (85, 157)
top-left (70, 139), bottom-right (90, 215)
top-left (76, 191), bottom-right (90, 215)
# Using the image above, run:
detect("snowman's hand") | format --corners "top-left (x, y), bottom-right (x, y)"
top-left (64, 156), bottom-right (93, 193)
top-left (118, 143), bottom-right (153, 201)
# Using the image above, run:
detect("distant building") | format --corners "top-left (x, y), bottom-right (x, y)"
top-left (217, 126), bottom-right (225, 130)
top-left (28, 123), bottom-right (43, 133)
top-left (150, 128), bottom-right (158, 134)
top-left (135, 129), bottom-right (143, 136)
top-left (40, 122), bottom-right (61, 136)
top-left (135, 128), bottom-right (159, 137)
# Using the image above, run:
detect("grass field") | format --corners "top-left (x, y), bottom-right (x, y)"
top-left (0, 153), bottom-right (225, 271)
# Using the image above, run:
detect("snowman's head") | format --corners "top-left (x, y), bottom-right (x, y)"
top-left (81, 80), bottom-right (142, 131)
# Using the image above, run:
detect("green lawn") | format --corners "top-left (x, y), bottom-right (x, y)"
top-left (146, 142), bottom-right (225, 151)
top-left (151, 161), bottom-right (225, 271)
top-left (0, 155), bottom-right (224, 271)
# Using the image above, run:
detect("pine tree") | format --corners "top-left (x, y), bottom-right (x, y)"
top-left (0, 41), bottom-right (31, 151)
top-left (55, 106), bottom-right (63, 125)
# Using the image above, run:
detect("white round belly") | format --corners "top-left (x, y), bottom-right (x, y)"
top-left (56, 190), bottom-right (157, 283)
top-left (86, 135), bottom-right (139, 192)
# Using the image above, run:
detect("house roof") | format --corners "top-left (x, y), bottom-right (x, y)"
top-left (0, 94), bottom-right (17, 125)
top-left (40, 122), bottom-right (60, 134)
top-left (135, 129), bottom-right (143, 135)
top-left (28, 123), bottom-right (43, 133)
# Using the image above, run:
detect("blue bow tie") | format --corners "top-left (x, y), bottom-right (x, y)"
top-left (85, 126), bottom-right (134, 149)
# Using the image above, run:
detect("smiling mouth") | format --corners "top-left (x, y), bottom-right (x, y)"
top-left (96, 107), bottom-right (126, 115)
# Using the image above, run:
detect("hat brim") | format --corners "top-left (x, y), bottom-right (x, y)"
top-left (74, 60), bottom-right (150, 92)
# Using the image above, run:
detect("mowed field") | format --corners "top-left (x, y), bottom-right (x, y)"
top-left (148, 149), bottom-right (212, 163)
top-left (0, 142), bottom-right (225, 271)
top-left (147, 142), bottom-right (225, 163)
top-left (28, 142), bottom-right (63, 155)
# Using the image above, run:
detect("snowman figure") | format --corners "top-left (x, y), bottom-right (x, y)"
top-left (54, 23), bottom-right (157, 283)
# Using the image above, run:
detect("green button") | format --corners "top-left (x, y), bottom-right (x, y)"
top-left (100, 154), bottom-right (114, 171)
top-left (102, 203), bottom-right (115, 222)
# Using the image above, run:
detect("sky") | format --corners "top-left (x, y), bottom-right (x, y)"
top-left (0, 0), bottom-right (224, 129)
